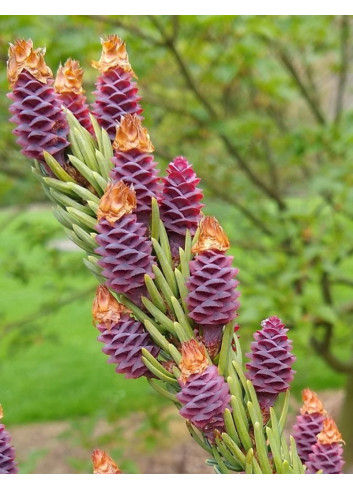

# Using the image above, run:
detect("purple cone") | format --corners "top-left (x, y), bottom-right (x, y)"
top-left (95, 215), bottom-right (155, 307)
top-left (160, 156), bottom-right (204, 257)
top-left (92, 67), bottom-right (142, 142)
top-left (110, 150), bottom-right (160, 226)
top-left (58, 91), bottom-right (93, 135)
top-left (8, 70), bottom-right (69, 166)
top-left (246, 316), bottom-right (296, 411)
top-left (306, 442), bottom-right (345, 474)
top-left (177, 365), bottom-right (231, 442)
top-left (292, 412), bottom-right (325, 465)
top-left (186, 250), bottom-right (239, 354)
top-left (0, 424), bottom-right (18, 474)
top-left (97, 313), bottom-right (159, 379)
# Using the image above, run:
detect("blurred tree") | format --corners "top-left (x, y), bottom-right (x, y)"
top-left (2, 14), bottom-right (353, 468)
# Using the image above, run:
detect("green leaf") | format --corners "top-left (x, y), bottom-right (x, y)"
top-left (158, 220), bottom-right (173, 267)
top-left (245, 448), bottom-right (253, 474)
top-left (43, 151), bottom-right (76, 182)
top-left (218, 322), bottom-right (234, 377)
top-left (266, 426), bottom-right (283, 474)
top-left (252, 418), bottom-right (272, 474)
top-left (230, 395), bottom-right (252, 451)
top-left (223, 408), bottom-right (240, 446)
top-left (151, 198), bottom-right (160, 241)
top-left (152, 238), bottom-right (178, 296)
top-left (174, 269), bottom-right (189, 315)
top-left (144, 274), bottom-right (167, 314)
top-left (171, 297), bottom-right (194, 338)
top-left (141, 348), bottom-right (179, 384)
top-left (147, 378), bottom-right (179, 402)
top-left (141, 296), bottom-right (175, 334)
top-left (152, 265), bottom-right (174, 311)
top-left (66, 207), bottom-right (97, 231)
top-left (68, 155), bottom-right (102, 195)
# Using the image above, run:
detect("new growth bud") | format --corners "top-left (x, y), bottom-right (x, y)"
top-left (92, 285), bottom-right (128, 329)
top-left (97, 181), bottom-right (137, 225)
top-left (92, 35), bottom-right (135, 76)
top-left (92, 449), bottom-right (121, 474)
top-left (179, 339), bottom-right (209, 384)
top-left (7, 39), bottom-right (52, 87)
top-left (54, 59), bottom-right (84, 95)
top-left (192, 216), bottom-right (230, 254)
top-left (113, 114), bottom-right (154, 154)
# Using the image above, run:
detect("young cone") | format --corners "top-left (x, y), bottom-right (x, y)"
top-left (92, 449), bottom-right (121, 474)
top-left (0, 406), bottom-right (18, 474)
top-left (92, 35), bottom-right (142, 141)
top-left (54, 58), bottom-right (94, 134)
top-left (292, 389), bottom-right (327, 465)
top-left (7, 39), bottom-right (69, 169)
top-left (306, 418), bottom-right (345, 474)
top-left (246, 316), bottom-right (295, 413)
top-left (186, 217), bottom-right (239, 356)
top-left (95, 182), bottom-right (155, 307)
top-left (160, 156), bottom-right (204, 258)
top-left (110, 114), bottom-right (160, 225)
top-left (177, 340), bottom-right (231, 443)
top-left (93, 285), bottom-right (159, 379)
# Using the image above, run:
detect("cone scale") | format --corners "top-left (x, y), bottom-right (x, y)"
top-left (186, 217), bottom-right (239, 356)
top-left (7, 39), bottom-right (69, 169)
top-left (54, 59), bottom-right (94, 134)
top-left (110, 114), bottom-right (160, 225)
top-left (305, 418), bottom-right (345, 474)
top-left (160, 156), bottom-right (204, 258)
top-left (176, 340), bottom-right (231, 443)
top-left (0, 406), bottom-right (18, 475)
top-left (292, 389), bottom-right (327, 465)
top-left (92, 35), bottom-right (142, 142)
top-left (246, 316), bottom-right (296, 413)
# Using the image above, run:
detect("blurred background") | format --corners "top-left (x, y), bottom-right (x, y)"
top-left (1, 15), bottom-right (353, 473)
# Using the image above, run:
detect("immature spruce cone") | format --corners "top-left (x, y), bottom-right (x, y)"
top-left (292, 389), bottom-right (326, 465)
top-left (245, 316), bottom-right (295, 411)
top-left (177, 365), bottom-right (231, 441)
top-left (0, 416), bottom-right (18, 474)
top-left (110, 115), bottom-right (160, 225)
top-left (92, 35), bottom-right (142, 141)
top-left (186, 250), bottom-right (239, 355)
top-left (7, 40), bottom-right (69, 167)
top-left (97, 313), bottom-right (159, 379)
top-left (306, 443), bottom-right (344, 474)
top-left (95, 215), bottom-right (155, 306)
top-left (305, 418), bottom-right (345, 474)
top-left (54, 59), bottom-right (94, 134)
top-left (160, 156), bottom-right (203, 256)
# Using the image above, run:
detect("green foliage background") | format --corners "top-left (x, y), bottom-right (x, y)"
top-left (1, 15), bottom-right (353, 464)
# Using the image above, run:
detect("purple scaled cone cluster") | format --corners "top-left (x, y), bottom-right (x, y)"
top-left (246, 316), bottom-right (295, 411)
top-left (292, 412), bottom-right (325, 465)
top-left (95, 215), bottom-right (155, 308)
top-left (8, 70), bottom-right (69, 166)
top-left (97, 313), bottom-right (159, 379)
top-left (306, 442), bottom-right (345, 474)
top-left (177, 365), bottom-right (231, 443)
top-left (110, 150), bottom-right (160, 226)
top-left (0, 423), bottom-right (18, 474)
top-left (160, 156), bottom-right (204, 257)
top-left (92, 68), bottom-right (142, 142)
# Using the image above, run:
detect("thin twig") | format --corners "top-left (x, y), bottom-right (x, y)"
top-left (1, 286), bottom-right (96, 335)
top-left (335, 15), bottom-right (350, 123)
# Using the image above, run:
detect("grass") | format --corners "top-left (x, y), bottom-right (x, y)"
top-left (0, 204), bottom-right (347, 428)
top-left (0, 208), bottom-right (167, 426)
